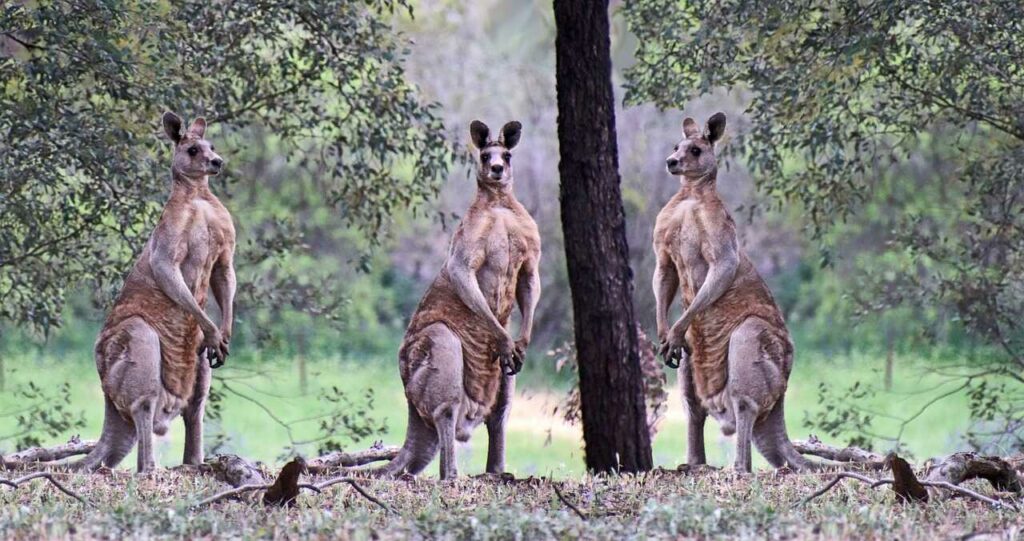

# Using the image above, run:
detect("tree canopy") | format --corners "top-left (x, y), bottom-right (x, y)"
top-left (0, 1), bottom-right (452, 332)
top-left (624, 0), bottom-right (1024, 366)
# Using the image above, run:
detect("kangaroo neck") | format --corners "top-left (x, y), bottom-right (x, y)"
top-left (679, 169), bottom-right (718, 199)
top-left (475, 179), bottom-right (515, 205)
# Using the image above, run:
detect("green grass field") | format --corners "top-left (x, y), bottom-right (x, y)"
top-left (0, 347), bottom-right (975, 476)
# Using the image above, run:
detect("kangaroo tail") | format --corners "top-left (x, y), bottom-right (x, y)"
top-left (753, 396), bottom-right (819, 471)
top-left (368, 404), bottom-right (438, 477)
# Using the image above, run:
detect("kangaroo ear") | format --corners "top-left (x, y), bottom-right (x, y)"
top-left (163, 112), bottom-right (183, 144)
top-left (682, 117), bottom-right (700, 139)
top-left (470, 120), bottom-right (490, 149)
top-left (187, 117), bottom-right (207, 139)
top-left (500, 121), bottom-right (522, 149)
top-left (705, 112), bottom-right (726, 144)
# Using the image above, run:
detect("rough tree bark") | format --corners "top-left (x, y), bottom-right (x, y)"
top-left (553, 0), bottom-right (653, 473)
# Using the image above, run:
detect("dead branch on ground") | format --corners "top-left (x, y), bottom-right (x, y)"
top-left (1, 436), bottom-right (95, 469)
top-left (305, 443), bottom-right (400, 473)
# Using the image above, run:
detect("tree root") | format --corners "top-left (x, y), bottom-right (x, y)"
top-left (0, 471), bottom-right (92, 506)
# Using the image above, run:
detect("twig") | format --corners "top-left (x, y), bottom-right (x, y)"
top-left (192, 476), bottom-right (392, 513)
top-left (190, 483), bottom-right (273, 508)
top-left (0, 472), bottom-right (92, 506)
top-left (797, 471), bottom-right (1016, 509)
top-left (552, 483), bottom-right (588, 520)
top-left (314, 476), bottom-right (394, 513)
top-left (795, 471), bottom-right (879, 507)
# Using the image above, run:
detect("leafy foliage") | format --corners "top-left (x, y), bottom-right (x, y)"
top-left (0, 1), bottom-right (452, 333)
top-left (625, 0), bottom-right (1024, 443)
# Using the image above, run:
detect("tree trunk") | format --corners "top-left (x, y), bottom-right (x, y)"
top-left (553, 0), bottom-right (653, 473)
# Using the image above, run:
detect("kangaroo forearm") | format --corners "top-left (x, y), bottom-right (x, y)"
top-left (515, 272), bottom-right (540, 344)
top-left (153, 265), bottom-right (216, 331)
top-left (450, 267), bottom-right (506, 337)
top-left (679, 262), bottom-right (737, 326)
top-left (211, 267), bottom-right (236, 334)
top-left (653, 266), bottom-right (679, 337)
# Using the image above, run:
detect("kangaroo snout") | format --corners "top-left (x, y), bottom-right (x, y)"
top-left (490, 164), bottom-right (504, 176)
top-left (666, 157), bottom-right (679, 168)
top-left (211, 157), bottom-right (223, 168)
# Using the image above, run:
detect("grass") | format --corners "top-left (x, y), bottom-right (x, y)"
top-left (1, 467), bottom-right (1021, 539)
top-left (0, 347), bottom-right (978, 476)
top-left (0, 345), bottom-right (1014, 539)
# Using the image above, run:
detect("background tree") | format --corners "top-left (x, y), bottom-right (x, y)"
top-left (624, 0), bottom-right (1024, 448)
top-left (553, 0), bottom-right (652, 473)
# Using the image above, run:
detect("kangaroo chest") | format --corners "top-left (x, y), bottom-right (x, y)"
top-left (180, 198), bottom-right (233, 300)
top-left (663, 199), bottom-right (712, 299)
top-left (476, 208), bottom-right (535, 320)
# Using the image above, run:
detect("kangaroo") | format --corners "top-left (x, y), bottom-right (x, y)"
top-left (381, 120), bottom-right (541, 480)
top-left (77, 112), bottom-right (235, 473)
top-left (653, 112), bottom-right (811, 472)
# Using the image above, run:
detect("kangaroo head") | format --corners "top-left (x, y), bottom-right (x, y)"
top-left (470, 120), bottom-right (521, 188)
top-left (666, 112), bottom-right (726, 180)
top-left (163, 112), bottom-right (224, 181)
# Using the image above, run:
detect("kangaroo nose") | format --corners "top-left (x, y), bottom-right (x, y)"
top-left (211, 158), bottom-right (223, 168)
top-left (491, 164), bottom-right (504, 175)
top-left (666, 158), bottom-right (679, 168)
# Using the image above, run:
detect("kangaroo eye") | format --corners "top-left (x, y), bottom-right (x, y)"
top-left (502, 152), bottom-right (511, 162)
top-left (673, 144), bottom-right (679, 151)
top-left (210, 145), bottom-right (215, 151)
top-left (187, 146), bottom-right (198, 157)
top-left (480, 153), bottom-right (490, 162)
top-left (690, 147), bottom-right (702, 157)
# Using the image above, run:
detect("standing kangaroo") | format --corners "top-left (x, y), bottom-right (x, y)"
top-left (382, 120), bottom-right (541, 479)
top-left (653, 112), bottom-right (810, 472)
top-left (78, 112), bottom-right (235, 473)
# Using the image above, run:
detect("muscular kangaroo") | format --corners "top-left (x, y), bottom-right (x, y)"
top-left (78, 112), bottom-right (235, 473)
top-left (653, 112), bottom-right (811, 472)
top-left (382, 120), bottom-right (541, 479)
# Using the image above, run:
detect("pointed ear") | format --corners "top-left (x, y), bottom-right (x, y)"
top-left (705, 112), bottom-right (726, 144)
top-left (682, 117), bottom-right (700, 138)
top-left (163, 112), bottom-right (183, 144)
top-left (470, 120), bottom-right (490, 149)
top-left (500, 121), bottom-right (522, 149)
top-left (187, 117), bottom-right (207, 139)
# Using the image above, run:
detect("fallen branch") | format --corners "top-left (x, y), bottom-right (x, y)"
top-left (925, 453), bottom-right (1023, 493)
top-left (306, 444), bottom-right (400, 473)
top-left (191, 483), bottom-right (273, 508)
top-left (792, 435), bottom-right (885, 469)
top-left (797, 471), bottom-right (1015, 509)
top-left (0, 471), bottom-right (92, 506)
top-left (192, 474), bottom-right (392, 512)
top-left (203, 454), bottom-right (267, 488)
top-left (315, 475), bottom-right (394, 513)
top-left (552, 484), bottom-right (587, 520)
top-left (2, 437), bottom-right (96, 468)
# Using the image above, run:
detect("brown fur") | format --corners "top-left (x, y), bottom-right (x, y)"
top-left (653, 186), bottom-right (789, 401)
top-left (97, 179), bottom-right (232, 403)
top-left (78, 112), bottom-right (235, 473)
top-left (401, 193), bottom-right (539, 413)
top-left (654, 112), bottom-right (811, 472)
top-left (382, 120), bottom-right (541, 479)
